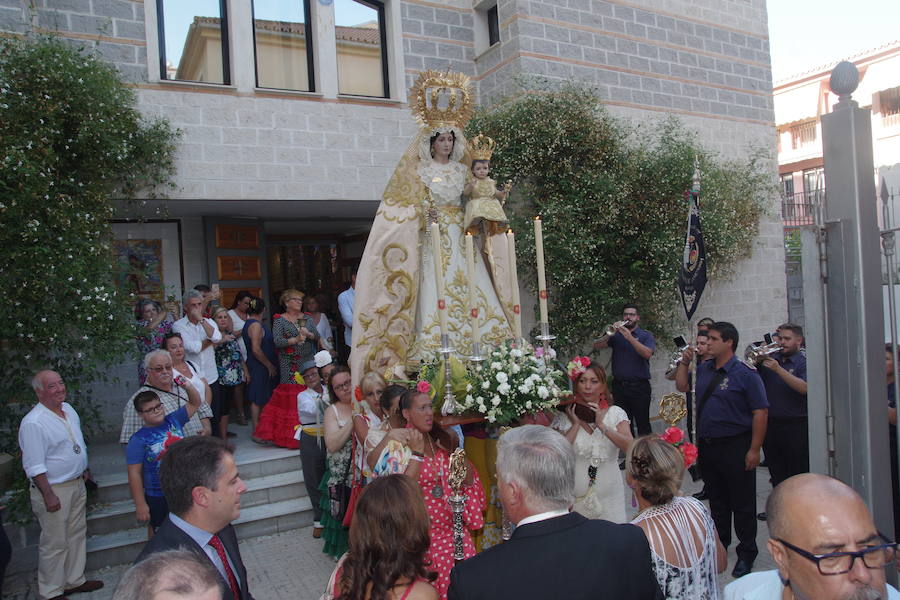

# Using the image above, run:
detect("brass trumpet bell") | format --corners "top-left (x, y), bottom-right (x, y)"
top-left (742, 342), bottom-right (780, 368)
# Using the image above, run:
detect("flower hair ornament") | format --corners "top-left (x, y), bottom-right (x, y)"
top-left (416, 380), bottom-right (431, 394)
top-left (659, 427), bottom-right (699, 468)
top-left (566, 356), bottom-right (591, 381)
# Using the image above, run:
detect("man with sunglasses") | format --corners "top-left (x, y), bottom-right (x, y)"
top-left (724, 473), bottom-right (899, 600)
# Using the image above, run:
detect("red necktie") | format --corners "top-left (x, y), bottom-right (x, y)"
top-left (208, 534), bottom-right (241, 600)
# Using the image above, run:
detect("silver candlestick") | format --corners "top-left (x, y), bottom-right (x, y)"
top-left (439, 334), bottom-right (458, 415)
top-left (468, 340), bottom-right (486, 363)
top-left (535, 321), bottom-right (556, 373)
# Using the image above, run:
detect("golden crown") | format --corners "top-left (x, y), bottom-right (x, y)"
top-left (468, 133), bottom-right (495, 161)
top-left (409, 70), bottom-right (475, 130)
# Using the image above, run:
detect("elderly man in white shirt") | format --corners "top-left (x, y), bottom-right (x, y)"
top-left (173, 289), bottom-right (225, 438)
top-left (19, 370), bottom-right (103, 600)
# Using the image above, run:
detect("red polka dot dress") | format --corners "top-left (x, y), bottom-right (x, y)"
top-left (418, 446), bottom-right (485, 599)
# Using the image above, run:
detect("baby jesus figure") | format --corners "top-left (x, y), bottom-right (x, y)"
top-left (464, 134), bottom-right (511, 236)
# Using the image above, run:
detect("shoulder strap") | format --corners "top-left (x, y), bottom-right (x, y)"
top-left (399, 580), bottom-right (417, 600)
top-left (696, 367), bottom-right (728, 422)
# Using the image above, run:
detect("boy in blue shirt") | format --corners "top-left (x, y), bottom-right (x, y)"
top-left (126, 376), bottom-right (202, 537)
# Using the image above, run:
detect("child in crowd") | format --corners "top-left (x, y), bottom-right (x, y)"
top-left (125, 380), bottom-right (202, 538)
top-left (463, 134), bottom-right (511, 236)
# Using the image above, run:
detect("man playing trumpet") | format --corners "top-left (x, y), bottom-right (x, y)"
top-left (594, 304), bottom-right (656, 436)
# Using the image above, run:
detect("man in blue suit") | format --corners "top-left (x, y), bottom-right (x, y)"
top-left (135, 436), bottom-right (252, 600)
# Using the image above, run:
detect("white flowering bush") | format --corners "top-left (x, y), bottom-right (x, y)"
top-left (458, 342), bottom-right (568, 425)
top-left (0, 36), bottom-right (178, 517)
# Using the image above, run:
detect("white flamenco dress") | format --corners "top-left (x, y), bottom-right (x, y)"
top-left (350, 126), bottom-right (517, 380)
top-left (552, 406), bottom-right (629, 523)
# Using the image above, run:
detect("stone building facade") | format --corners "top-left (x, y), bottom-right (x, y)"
top-left (3, 0), bottom-right (785, 423)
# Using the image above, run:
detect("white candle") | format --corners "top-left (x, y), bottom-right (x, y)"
top-left (534, 216), bottom-right (549, 325)
top-left (507, 229), bottom-right (522, 340)
top-left (431, 222), bottom-right (449, 336)
top-left (465, 232), bottom-right (480, 346)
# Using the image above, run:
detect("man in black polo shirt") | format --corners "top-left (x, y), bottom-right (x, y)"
top-left (675, 321), bottom-right (768, 579)
top-left (757, 323), bottom-right (807, 521)
top-left (594, 304), bottom-right (656, 436)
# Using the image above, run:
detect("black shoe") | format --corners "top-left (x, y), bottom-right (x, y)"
top-left (692, 488), bottom-right (709, 501)
top-left (757, 512), bottom-right (767, 521)
top-left (732, 558), bottom-right (754, 578)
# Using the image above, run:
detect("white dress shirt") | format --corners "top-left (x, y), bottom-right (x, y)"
top-left (337, 287), bottom-right (355, 346)
top-left (169, 513), bottom-right (241, 588)
top-left (19, 402), bottom-right (88, 484)
top-left (173, 316), bottom-right (222, 384)
top-left (516, 508), bottom-right (569, 528)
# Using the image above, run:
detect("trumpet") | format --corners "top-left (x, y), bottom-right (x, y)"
top-left (742, 341), bottom-right (780, 368)
top-left (665, 344), bottom-right (695, 376)
top-left (595, 320), bottom-right (629, 344)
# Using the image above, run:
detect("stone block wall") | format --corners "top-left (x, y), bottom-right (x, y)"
top-left (4, 0), bottom-right (149, 83)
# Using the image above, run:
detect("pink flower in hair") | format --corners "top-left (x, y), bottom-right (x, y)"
top-left (416, 380), bottom-right (431, 394)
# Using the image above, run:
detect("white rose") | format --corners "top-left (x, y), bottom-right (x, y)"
top-left (487, 414), bottom-right (496, 423)
top-left (496, 372), bottom-right (508, 384)
top-left (491, 362), bottom-right (502, 370)
top-left (510, 348), bottom-right (523, 358)
top-left (518, 384), bottom-right (529, 394)
top-left (482, 380), bottom-right (491, 390)
top-left (498, 382), bottom-right (511, 395)
top-left (525, 400), bottom-right (533, 409)
top-left (466, 383), bottom-right (473, 392)
top-left (491, 395), bottom-right (501, 407)
top-left (511, 363), bottom-right (521, 373)
top-left (537, 386), bottom-right (549, 399)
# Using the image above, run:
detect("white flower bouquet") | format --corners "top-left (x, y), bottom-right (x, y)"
top-left (456, 341), bottom-right (568, 425)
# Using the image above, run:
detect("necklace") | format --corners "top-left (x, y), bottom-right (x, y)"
top-left (54, 409), bottom-right (81, 454)
top-left (427, 436), bottom-right (444, 499)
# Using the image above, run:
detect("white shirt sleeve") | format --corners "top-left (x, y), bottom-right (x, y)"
top-left (19, 420), bottom-right (48, 478)
top-left (338, 291), bottom-right (354, 330)
top-left (205, 317), bottom-right (222, 343)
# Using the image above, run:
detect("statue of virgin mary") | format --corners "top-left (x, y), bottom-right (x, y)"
top-left (350, 71), bottom-right (518, 381)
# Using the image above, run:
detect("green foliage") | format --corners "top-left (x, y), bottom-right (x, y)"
top-left (0, 36), bottom-right (179, 518)
top-left (467, 82), bottom-right (772, 353)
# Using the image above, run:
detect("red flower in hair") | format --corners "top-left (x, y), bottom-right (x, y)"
top-left (577, 356), bottom-right (591, 367)
top-left (354, 386), bottom-right (363, 402)
top-left (682, 442), bottom-right (698, 467)
top-left (416, 381), bottom-right (431, 394)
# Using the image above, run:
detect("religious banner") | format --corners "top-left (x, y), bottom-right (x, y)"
top-left (677, 162), bottom-right (707, 320)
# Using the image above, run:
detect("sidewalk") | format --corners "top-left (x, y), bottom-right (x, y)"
top-left (5, 467), bottom-right (776, 599)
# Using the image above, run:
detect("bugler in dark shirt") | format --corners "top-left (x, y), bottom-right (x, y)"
top-left (696, 355), bottom-right (768, 438)
top-left (608, 327), bottom-right (656, 380)
top-left (758, 351), bottom-right (807, 419)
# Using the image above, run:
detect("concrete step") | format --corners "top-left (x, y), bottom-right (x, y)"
top-left (8, 438), bottom-right (311, 576)
top-left (92, 443), bottom-right (300, 505)
top-left (84, 497), bottom-right (314, 571)
top-left (86, 470), bottom-right (306, 536)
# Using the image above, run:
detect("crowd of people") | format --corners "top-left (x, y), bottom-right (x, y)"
top-left (14, 283), bottom-right (900, 599)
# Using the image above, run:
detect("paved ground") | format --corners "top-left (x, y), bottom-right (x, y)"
top-left (5, 466), bottom-right (776, 599)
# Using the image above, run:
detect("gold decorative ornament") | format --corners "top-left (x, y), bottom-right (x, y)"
top-left (468, 133), bottom-right (496, 161)
top-left (409, 70), bottom-right (475, 131)
top-left (658, 392), bottom-right (687, 427)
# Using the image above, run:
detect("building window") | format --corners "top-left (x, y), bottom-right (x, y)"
top-left (790, 121), bottom-right (816, 150)
top-left (803, 167), bottom-right (824, 205)
top-left (487, 5), bottom-right (500, 46)
top-left (334, 0), bottom-right (388, 98)
top-left (251, 0), bottom-right (314, 92)
top-left (781, 173), bottom-right (795, 197)
top-left (157, 0), bottom-right (230, 84)
top-left (879, 86), bottom-right (900, 127)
